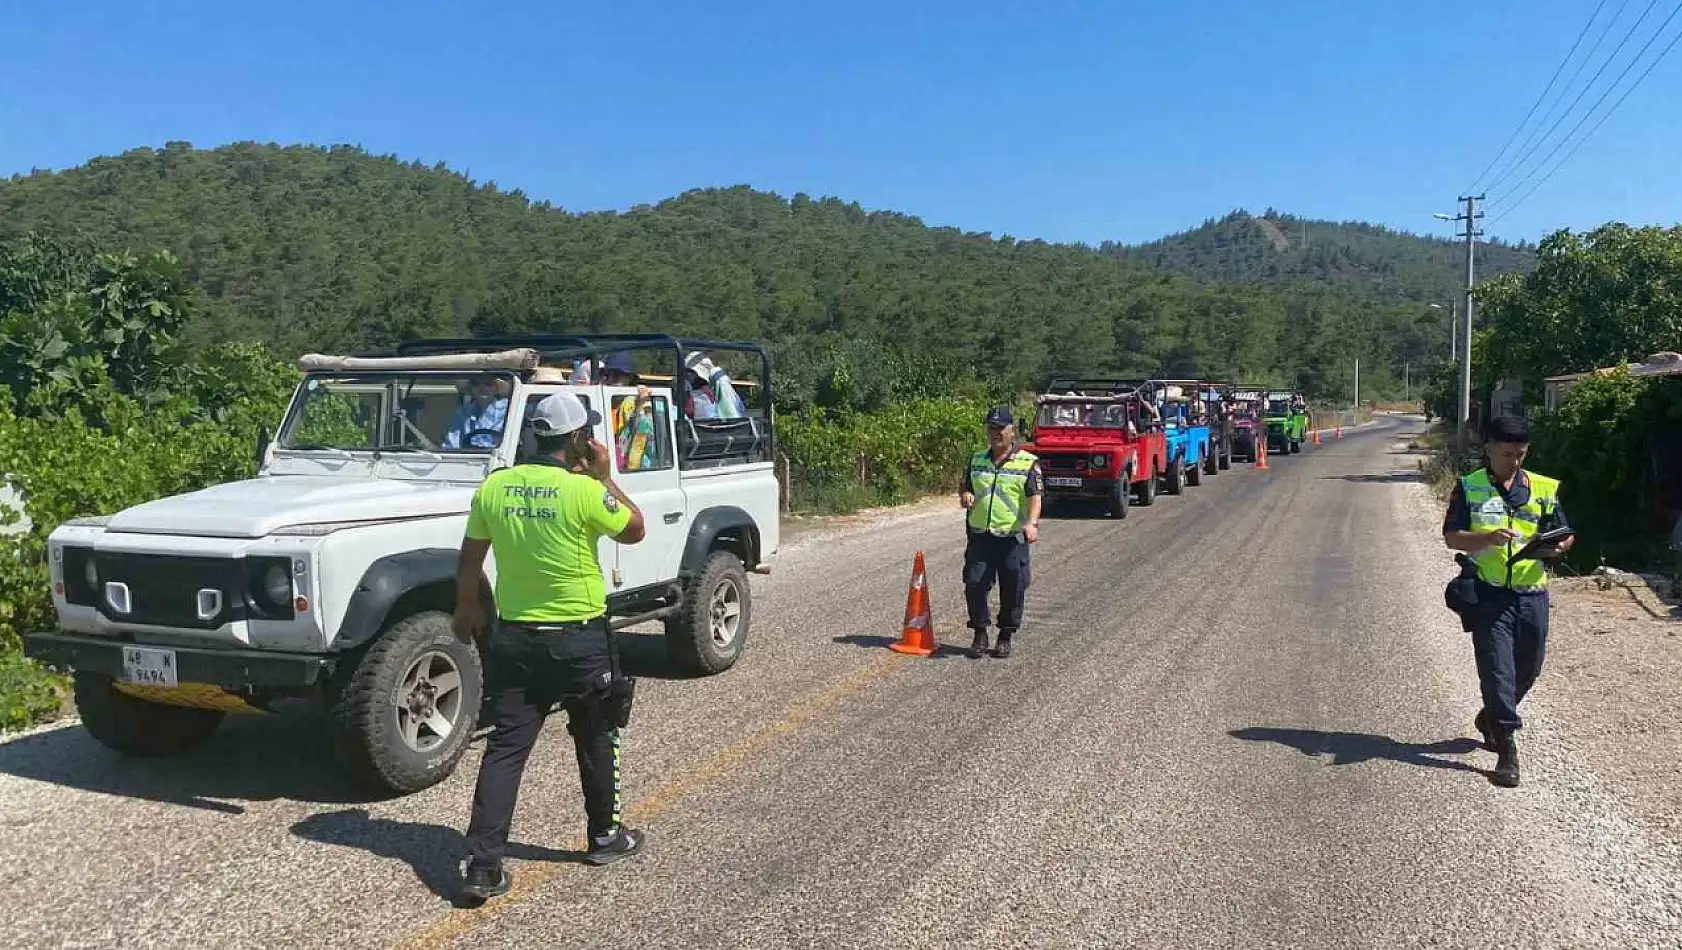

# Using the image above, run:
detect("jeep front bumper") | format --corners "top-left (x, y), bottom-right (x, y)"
top-left (23, 632), bottom-right (334, 691)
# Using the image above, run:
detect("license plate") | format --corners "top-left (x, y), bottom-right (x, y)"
top-left (121, 646), bottom-right (179, 688)
top-left (1046, 476), bottom-right (1083, 488)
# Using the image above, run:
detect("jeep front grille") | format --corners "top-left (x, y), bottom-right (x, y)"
top-left (91, 553), bottom-right (246, 629)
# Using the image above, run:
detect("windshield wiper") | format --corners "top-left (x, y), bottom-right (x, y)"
top-left (283, 443), bottom-right (356, 459)
top-left (374, 444), bottom-right (444, 462)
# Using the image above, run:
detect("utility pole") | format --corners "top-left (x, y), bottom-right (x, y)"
top-left (1452, 195), bottom-right (1483, 456)
top-left (1354, 357), bottom-right (1360, 411)
top-left (1405, 362), bottom-right (1410, 402)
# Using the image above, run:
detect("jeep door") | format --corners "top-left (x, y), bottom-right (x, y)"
top-left (601, 385), bottom-right (688, 592)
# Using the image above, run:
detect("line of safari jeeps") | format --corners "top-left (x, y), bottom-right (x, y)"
top-left (22, 339), bottom-right (1316, 797)
top-left (1022, 377), bottom-right (1312, 518)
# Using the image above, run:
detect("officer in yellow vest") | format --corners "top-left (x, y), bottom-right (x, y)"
top-left (1442, 415), bottom-right (1574, 788)
top-left (451, 390), bottom-right (650, 905)
top-left (958, 406), bottom-right (1043, 659)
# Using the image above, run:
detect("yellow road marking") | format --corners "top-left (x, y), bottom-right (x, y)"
top-left (390, 653), bottom-right (906, 950)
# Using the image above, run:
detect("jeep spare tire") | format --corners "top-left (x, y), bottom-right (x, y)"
top-left (667, 550), bottom-right (750, 675)
top-left (74, 671), bottom-right (224, 757)
top-left (331, 610), bottom-right (482, 796)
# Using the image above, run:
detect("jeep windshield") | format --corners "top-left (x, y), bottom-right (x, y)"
top-left (1037, 401), bottom-right (1129, 428)
top-left (278, 372), bottom-right (517, 453)
top-left (1265, 399), bottom-right (1294, 416)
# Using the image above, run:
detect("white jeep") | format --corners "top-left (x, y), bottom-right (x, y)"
top-left (24, 335), bottom-right (780, 794)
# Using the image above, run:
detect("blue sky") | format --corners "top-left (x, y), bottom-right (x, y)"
top-left (3, 0), bottom-right (1678, 246)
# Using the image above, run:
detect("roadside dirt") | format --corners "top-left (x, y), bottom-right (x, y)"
top-left (1540, 573), bottom-right (1682, 848)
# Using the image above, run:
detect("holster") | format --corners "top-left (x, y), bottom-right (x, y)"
top-left (601, 617), bottom-right (636, 729)
top-left (1444, 553), bottom-right (1480, 632)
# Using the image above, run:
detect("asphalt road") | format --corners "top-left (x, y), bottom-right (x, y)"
top-left (3, 416), bottom-right (1678, 949)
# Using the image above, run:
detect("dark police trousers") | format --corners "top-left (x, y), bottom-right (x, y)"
top-left (963, 531), bottom-right (1031, 633)
top-left (464, 618), bottom-right (623, 869)
top-left (1469, 583), bottom-right (1550, 735)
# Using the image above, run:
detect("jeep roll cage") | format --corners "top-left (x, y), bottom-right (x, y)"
top-left (379, 333), bottom-right (777, 470)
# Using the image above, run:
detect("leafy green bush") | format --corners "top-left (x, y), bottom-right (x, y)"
top-left (0, 652), bottom-right (66, 732)
top-left (1527, 371), bottom-right (1682, 572)
top-left (779, 397), bottom-right (1014, 513)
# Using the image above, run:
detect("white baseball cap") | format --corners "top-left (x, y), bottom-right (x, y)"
top-left (529, 391), bottom-right (601, 436)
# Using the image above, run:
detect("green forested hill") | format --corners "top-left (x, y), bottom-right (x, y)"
top-left (1109, 209), bottom-right (1536, 305)
top-left (0, 141), bottom-right (1507, 408)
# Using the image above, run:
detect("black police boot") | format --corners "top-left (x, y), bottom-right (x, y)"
top-left (586, 827), bottom-right (647, 866)
top-left (967, 628), bottom-right (989, 659)
top-left (1474, 709), bottom-right (1498, 753)
top-left (993, 632), bottom-right (1013, 659)
top-left (458, 861), bottom-right (512, 907)
top-left (1490, 736), bottom-right (1520, 788)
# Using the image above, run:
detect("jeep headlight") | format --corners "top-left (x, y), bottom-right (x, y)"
top-left (263, 563), bottom-right (291, 605)
top-left (246, 556), bottom-right (296, 619)
top-left (1090, 454), bottom-right (1108, 469)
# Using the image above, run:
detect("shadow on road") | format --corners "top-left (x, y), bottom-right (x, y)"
top-left (0, 714), bottom-right (384, 812)
top-left (831, 634), bottom-right (969, 659)
top-left (291, 808), bottom-right (586, 906)
top-left (602, 630), bottom-right (706, 681)
top-left (1229, 727), bottom-right (1484, 775)
top-left (1320, 471), bottom-right (1422, 484)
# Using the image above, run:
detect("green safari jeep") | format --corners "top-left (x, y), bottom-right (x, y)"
top-left (1264, 391), bottom-right (1309, 455)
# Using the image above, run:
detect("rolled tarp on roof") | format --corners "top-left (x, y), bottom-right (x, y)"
top-left (296, 348), bottom-right (543, 372)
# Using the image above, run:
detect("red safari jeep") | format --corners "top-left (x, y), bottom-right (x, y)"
top-left (1023, 377), bottom-right (1169, 519)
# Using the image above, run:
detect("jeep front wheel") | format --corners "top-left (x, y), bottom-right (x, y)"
top-left (1106, 474), bottom-right (1129, 519)
top-left (667, 551), bottom-right (751, 675)
top-left (74, 672), bottom-right (224, 757)
top-left (331, 610), bottom-right (482, 796)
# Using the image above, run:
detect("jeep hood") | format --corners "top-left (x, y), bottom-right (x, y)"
top-left (105, 476), bottom-right (474, 539)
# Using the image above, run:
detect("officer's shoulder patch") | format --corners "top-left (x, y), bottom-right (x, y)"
top-left (603, 490), bottom-right (620, 513)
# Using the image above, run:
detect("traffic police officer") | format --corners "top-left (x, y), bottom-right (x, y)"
top-left (452, 390), bottom-right (650, 905)
top-left (959, 405), bottom-right (1043, 659)
top-left (1442, 415), bottom-right (1574, 788)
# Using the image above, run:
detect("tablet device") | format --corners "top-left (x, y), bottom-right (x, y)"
top-left (1508, 526), bottom-right (1575, 564)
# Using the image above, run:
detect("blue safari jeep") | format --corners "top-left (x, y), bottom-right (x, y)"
top-left (1119, 380), bottom-right (1214, 496)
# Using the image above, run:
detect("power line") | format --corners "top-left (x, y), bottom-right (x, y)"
top-left (1467, 0), bottom-right (1612, 195)
top-left (1493, 0), bottom-right (1661, 197)
top-left (1493, 0), bottom-right (1675, 211)
top-left (1493, 0), bottom-right (1634, 194)
top-left (1489, 12), bottom-right (1682, 225)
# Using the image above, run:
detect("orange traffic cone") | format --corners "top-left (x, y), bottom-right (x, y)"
top-left (1335, 424), bottom-right (1343, 439)
top-left (1312, 429), bottom-right (1322, 446)
top-left (1255, 436), bottom-right (1269, 470)
top-left (890, 551), bottom-right (936, 656)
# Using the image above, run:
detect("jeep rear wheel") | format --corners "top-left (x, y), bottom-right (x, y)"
top-left (74, 672), bottom-right (224, 757)
top-left (1165, 458), bottom-right (1184, 495)
top-left (1136, 464), bottom-right (1158, 506)
top-left (1205, 445), bottom-right (1219, 476)
top-left (666, 551), bottom-right (751, 675)
top-left (331, 610), bottom-right (482, 796)
top-left (1186, 451), bottom-right (1203, 487)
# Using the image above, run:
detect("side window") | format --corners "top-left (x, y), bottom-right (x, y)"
top-left (612, 393), bottom-right (674, 473)
top-left (515, 392), bottom-right (595, 463)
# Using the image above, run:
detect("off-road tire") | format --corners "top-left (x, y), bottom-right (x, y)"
top-left (1165, 458), bottom-right (1184, 496)
top-left (1187, 451), bottom-right (1203, 487)
top-left (74, 671), bottom-right (224, 757)
top-left (1206, 445), bottom-right (1221, 475)
top-left (331, 610), bottom-right (483, 796)
top-left (666, 550), bottom-right (751, 676)
top-left (1218, 445), bottom-right (1232, 470)
top-left (1135, 464), bottom-right (1158, 506)
top-left (1107, 473), bottom-right (1129, 519)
